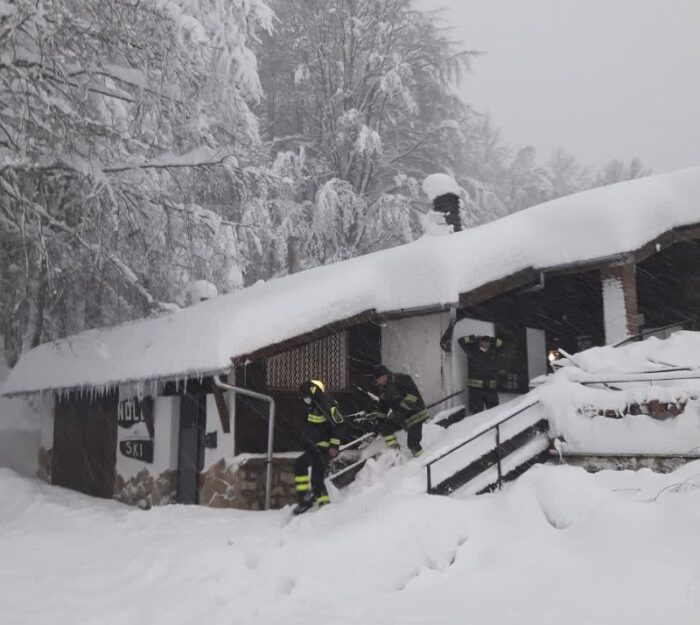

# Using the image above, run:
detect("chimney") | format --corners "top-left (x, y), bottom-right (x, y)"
top-left (432, 193), bottom-right (462, 232)
top-left (421, 173), bottom-right (462, 235)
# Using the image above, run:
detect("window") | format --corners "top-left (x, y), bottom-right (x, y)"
top-left (265, 332), bottom-right (349, 391)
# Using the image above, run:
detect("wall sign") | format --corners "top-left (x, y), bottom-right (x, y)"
top-left (118, 399), bottom-right (142, 428)
top-left (119, 437), bottom-right (154, 463)
top-left (117, 397), bottom-right (154, 437)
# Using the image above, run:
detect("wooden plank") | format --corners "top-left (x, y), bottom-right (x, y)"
top-left (212, 386), bottom-right (230, 434)
top-left (459, 268), bottom-right (539, 308)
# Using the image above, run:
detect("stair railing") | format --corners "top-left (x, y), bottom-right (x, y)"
top-left (425, 399), bottom-right (542, 494)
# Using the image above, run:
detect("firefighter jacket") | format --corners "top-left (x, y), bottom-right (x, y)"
top-left (304, 389), bottom-right (344, 452)
top-left (457, 335), bottom-right (504, 389)
top-left (377, 373), bottom-right (429, 429)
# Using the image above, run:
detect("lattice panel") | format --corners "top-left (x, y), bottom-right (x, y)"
top-left (266, 332), bottom-right (348, 391)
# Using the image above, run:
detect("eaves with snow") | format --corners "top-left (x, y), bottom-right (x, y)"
top-left (4, 166), bottom-right (700, 396)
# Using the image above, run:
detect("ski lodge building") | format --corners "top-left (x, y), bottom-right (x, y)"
top-left (3, 167), bottom-right (700, 509)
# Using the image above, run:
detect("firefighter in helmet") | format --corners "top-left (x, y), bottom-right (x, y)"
top-left (293, 379), bottom-right (344, 515)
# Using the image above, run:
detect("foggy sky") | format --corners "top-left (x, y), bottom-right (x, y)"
top-left (419, 0), bottom-right (700, 173)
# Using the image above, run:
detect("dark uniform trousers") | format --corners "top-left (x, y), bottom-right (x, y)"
top-left (294, 427), bottom-right (331, 499)
top-left (378, 415), bottom-right (423, 453)
top-left (294, 400), bottom-right (342, 505)
top-left (468, 386), bottom-right (499, 414)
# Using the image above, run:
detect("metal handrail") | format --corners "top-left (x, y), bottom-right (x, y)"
top-left (578, 372), bottom-right (700, 386)
top-left (425, 399), bottom-right (541, 493)
top-left (212, 375), bottom-right (276, 510)
top-left (612, 320), bottom-right (691, 348)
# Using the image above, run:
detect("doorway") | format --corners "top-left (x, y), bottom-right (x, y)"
top-left (53, 392), bottom-right (118, 498)
top-left (177, 392), bottom-right (206, 504)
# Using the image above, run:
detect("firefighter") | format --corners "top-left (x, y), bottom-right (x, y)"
top-left (373, 365), bottom-right (428, 458)
top-left (293, 379), bottom-right (343, 515)
top-left (457, 334), bottom-right (504, 414)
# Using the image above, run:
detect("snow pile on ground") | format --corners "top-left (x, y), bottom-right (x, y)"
top-left (536, 331), bottom-right (700, 454)
top-left (1, 459), bottom-right (699, 625)
top-left (5, 166), bottom-right (700, 395)
top-left (544, 384), bottom-right (700, 454)
top-left (562, 331), bottom-right (700, 374)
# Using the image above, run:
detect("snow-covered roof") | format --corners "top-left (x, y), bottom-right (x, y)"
top-left (562, 330), bottom-right (700, 375)
top-left (4, 166), bottom-right (700, 395)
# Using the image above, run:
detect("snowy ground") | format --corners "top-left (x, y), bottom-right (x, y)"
top-left (3, 333), bottom-right (700, 624)
top-left (1, 452), bottom-right (699, 625)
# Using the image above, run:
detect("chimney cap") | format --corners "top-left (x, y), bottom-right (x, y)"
top-left (422, 173), bottom-right (460, 202)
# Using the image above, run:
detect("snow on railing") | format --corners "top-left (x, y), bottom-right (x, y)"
top-left (425, 399), bottom-right (548, 495)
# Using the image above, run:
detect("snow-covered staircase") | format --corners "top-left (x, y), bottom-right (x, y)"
top-left (424, 400), bottom-right (551, 496)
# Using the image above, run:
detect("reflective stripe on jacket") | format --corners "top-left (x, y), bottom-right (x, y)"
top-left (466, 377), bottom-right (498, 390)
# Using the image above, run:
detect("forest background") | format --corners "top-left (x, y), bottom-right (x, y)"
top-left (0, 0), bottom-right (649, 366)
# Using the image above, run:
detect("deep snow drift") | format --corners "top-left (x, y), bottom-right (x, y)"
top-left (1, 458), bottom-right (699, 625)
top-left (3, 330), bottom-right (700, 623)
top-left (537, 332), bottom-right (700, 454)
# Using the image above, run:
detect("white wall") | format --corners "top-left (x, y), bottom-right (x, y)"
top-left (526, 327), bottom-right (547, 383)
top-left (381, 312), bottom-right (452, 405)
top-left (153, 396), bottom-right (180, 474)
top-left (203, 391), bottom-right (235, 469)
top-left (115, 394), bottom-right (180, 480)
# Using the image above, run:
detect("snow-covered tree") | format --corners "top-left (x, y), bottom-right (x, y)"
top-left (0, 0), bottom-right (272, 364)
top-left (594, 158), bottom-right (652, 187)
top-left (252, 0), bottom-right (475, 267)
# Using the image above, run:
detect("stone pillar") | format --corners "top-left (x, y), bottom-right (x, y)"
top-left (601, 263), bottom-right (640, 344)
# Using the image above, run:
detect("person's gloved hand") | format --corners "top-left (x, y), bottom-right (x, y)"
top-left (328, 447), bottom-right (339, 459)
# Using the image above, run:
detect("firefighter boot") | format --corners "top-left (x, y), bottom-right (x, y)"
top-left (315, 493), bottom-right (330, 509)
top-left (293, 491), bottom-right (315, 515)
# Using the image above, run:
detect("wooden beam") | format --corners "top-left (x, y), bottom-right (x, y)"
top-left (459, 268), bottom-right (539, 308)
top-left (212, 386), bottom-right (230, 434)
top-left (547, 222), bottom-right (700, 274)
top-left (376, 303), bottom-right (455, 320)
top-left (139, 397), bottom-right (155, 439)
top-left (545, 253), bottom-right (633, 276)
